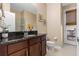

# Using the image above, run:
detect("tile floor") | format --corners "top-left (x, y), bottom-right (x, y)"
top-left (46, 44), bottom-right (77, 56)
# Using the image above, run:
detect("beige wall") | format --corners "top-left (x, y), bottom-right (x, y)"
top-left (35, 3), bottom-right (47, 33)
top-left (47, 3), bottom-right (63, 46)
top-left (3, 3), bottom-right (10, 11)
top-left (15, 12), bottom-right (22, 31)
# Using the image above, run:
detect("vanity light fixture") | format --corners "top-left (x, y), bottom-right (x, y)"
top-left (39, 14), bottom-right (47, 25)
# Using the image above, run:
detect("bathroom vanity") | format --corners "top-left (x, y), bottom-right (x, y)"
top-left (0, 3), bottom-right (47, 56)
top-left (0, 32), bottom-right (46, 56)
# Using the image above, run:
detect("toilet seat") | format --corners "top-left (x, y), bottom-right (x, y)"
top-left (47, 41), bottom-right (55, 47)
top-left (47, 41), bottom-right (61, 50)
top-left (47, 41), bottom-right (55, 50)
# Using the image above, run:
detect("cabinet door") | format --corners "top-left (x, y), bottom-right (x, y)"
top-left (9, 49), bottom-right (26, 56)
top-left (42, 40), bottom-right (46, 56)
top-left (29, 43), bottom-right (41, 56)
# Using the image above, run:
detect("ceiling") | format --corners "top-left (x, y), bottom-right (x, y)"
top-left (10, 3), bottom-right (76, 13)
top-left (10, 3), bottom-right (37, 14)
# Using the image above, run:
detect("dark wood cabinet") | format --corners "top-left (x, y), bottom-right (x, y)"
top-left (0, 34), bottom-right (46, 56)
top-left (9, 49), bottom-right (26, 56)
top-left (29, 42), bottom-right (41, 56)
top-left (41, 40), bottom-right (46, 56)
top-left (25, 48), bottom-right (28, 56)
top-left (0, 45), bottom-right (8, 56)
top-left (28, 38), bottom-right (41, 56)
top-left (8, 41), bottom-right (28, 54)
top-left (9, 48), bottom-right (28, 56)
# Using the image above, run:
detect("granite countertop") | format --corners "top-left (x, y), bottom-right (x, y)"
top-left (0, 34), bottom-right (46, 45)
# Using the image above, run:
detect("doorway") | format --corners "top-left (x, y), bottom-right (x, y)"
top-left (63, 3), bottom-right (77, 45)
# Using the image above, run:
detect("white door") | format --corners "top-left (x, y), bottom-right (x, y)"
top-left (64, 9), bottom-right (77, 45)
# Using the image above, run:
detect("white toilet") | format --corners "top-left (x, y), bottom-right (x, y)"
top-left (47, 41), bottom-right (55, 50)
top-left (46, 37), bottom-right (61, 51)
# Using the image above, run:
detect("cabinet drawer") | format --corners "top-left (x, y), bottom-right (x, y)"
top-left (9, 49), bottom-right (26, 56)
top-left (8, 40), bottom-right (28, 54)
top-left (29, 38), bottom-right (40, 45)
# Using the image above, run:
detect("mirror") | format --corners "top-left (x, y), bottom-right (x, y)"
top-left (10, 3), bottom-right (37, 32)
